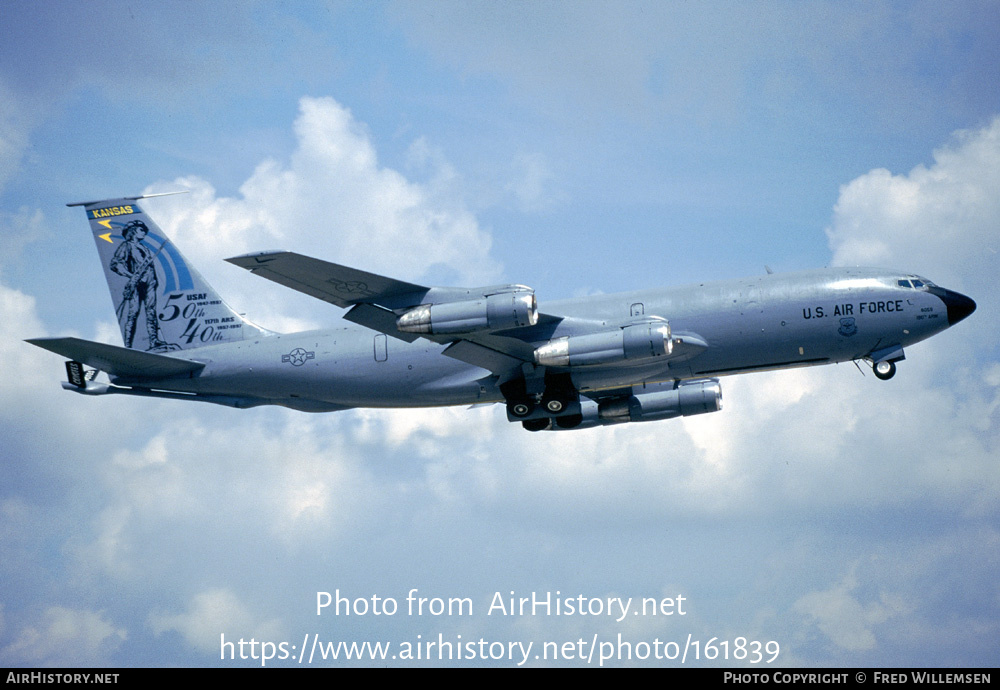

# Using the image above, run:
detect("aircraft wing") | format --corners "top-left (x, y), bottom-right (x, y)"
top-left (227, 251), bottom-right (436, 343)
top-left (226, 251), bottom-right (429, 309)
top-left (227, 250), bottom-right (553, 377)
top-left (226, 251), bottom-right (707, 382)
top-left (26, 337), bottom-right (205, 379)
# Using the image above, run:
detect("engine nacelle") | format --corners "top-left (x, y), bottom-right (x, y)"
top-left (601, 380), bottom-right (722, 423)
top-left (534, 319), bottom-right (672, 368)
top-left (541, 380), bottom-right (722, 431)
top-left (397, 289), bottom-right (538, 335)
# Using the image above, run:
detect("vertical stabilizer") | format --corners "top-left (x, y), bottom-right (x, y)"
top-left (68, 193), bottom-right (270, 352)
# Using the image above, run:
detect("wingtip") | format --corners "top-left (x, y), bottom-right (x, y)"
top-left (225, 250), bottom-right (289, 266)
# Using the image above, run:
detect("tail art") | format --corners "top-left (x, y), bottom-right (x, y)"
top-left (69, 192), bottom-right (269, 351)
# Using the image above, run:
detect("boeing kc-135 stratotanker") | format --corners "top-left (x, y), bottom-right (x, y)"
top-left (28, 193), bottom-right (976, 431)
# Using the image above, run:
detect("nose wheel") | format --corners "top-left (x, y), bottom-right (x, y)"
top-left (873, 360), bottom-right (896, 380)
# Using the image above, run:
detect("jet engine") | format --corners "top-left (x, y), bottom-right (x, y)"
top-left (397, 289), bottom-right (538, 334)
top-left (530, 380), bottom-right (722, 431)
top-left (597, 379), bottom-right (722, 423)
top-left (534, 319), bottom-right (672, 368)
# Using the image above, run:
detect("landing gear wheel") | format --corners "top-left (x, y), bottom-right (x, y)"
top-left (541, 372), bottom-right (576, 415)
top-left (507, 399), bottom-right (535, 418)
top-left (544, 398), bottom-right (566, 413)
top-left (554, 413), bottom-right (583, 429)
top-left (522, 418), bottom-right (552, 432)
top-left (873, 360), bottom-right (896, 380)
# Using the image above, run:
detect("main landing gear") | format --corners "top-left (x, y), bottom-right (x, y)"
top-left (501, 378), bottom-right (536, 418)
top-left (539, 372), bottom-right (576, 414)
top-left (502, 372), bottom-right (578, 419)
top-left (506, 392), bottom-right (576, 417)
top-left (508, 399), bottom-right (534, 417)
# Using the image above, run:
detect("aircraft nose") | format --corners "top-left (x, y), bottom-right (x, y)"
top-left (929, 286), bottom-right (976, 325)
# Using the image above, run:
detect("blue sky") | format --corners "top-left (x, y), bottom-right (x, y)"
top-left (1, 1), bottom-right (998, 667)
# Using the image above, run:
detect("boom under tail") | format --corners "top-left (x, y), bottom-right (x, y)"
top-left (69, 192), bottom-right (269, 352)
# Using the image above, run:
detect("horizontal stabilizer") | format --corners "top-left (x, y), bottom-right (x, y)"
top-left (26, 337), bottom-right (205, 379)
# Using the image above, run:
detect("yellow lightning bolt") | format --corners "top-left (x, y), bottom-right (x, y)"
top-left (98, 232), bottom-right (113, 243)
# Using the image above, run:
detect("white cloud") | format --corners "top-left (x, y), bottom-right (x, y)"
top-left (149, 588), bottom-right (283, 655)
top-left (0, 279), bottom-right (43, 357)
top-left (817, 117), bottom-right (1000, 501)
top-left (141, 96), bottom-right (501, 332)
top-left (1, 606), bottom-right (126, 667)
top-left (0, 207), bottom-right (46, 264)
top-left (505, 152), bottom-right (560, 212)
top-left (0, 276), bottom-right (65, 412)
top-left (5, 88), bottom-right (999, 666)
top-left (794, 567), bottom-right (906, 652)
top-left (827, 116), bottom-right (1000, 293)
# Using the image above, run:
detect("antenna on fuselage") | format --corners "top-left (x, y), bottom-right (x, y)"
top-left (67, 189), bottom-right (189, 208)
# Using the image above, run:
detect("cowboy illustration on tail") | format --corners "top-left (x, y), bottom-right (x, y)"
top-left (109, 219), bottom-right (178, 351)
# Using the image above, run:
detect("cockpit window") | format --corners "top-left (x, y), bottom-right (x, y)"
top-left (901, 275), bottom-right (935, 289)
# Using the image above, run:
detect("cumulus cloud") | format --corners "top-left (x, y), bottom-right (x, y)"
top-left (794, 567), bottom-right (906, 652)
top-left (504, 153), bottom-right (560, 212)
top-left (5, 91), bottom-right (999, 665)
top-left (1, 606), bottom-right (126, 667)
top-left (827, 116), bottom-right (1000, 293)
top-left (149, 589), bottom-right (283, 655)
top-left (0, 207), bottom-right (46, 265)
top-left (824, 117), bottom-right (999, 458)
top-left (141, 96), bottom-right (501, 332)
top-left (0, 280), bottom-right (44, 371)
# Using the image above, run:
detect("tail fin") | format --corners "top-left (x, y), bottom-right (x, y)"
top-left (68, 193), bottom-right (270, 352)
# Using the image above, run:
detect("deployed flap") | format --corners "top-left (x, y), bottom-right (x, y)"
top-left (26, 337), bottom-right (205, 379)
top-left (226, 251), bottom-right (429, 309)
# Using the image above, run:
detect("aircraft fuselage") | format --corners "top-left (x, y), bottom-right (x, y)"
top-left (113, 267), bottom-right (969, 412)
top-left (32, 195), bottom-right (976, 431)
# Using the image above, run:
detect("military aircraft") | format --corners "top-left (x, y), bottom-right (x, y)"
top-left (27, 193), bottom-right (976, 431)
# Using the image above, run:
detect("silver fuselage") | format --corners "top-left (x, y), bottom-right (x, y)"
top-left (112, 267), bottom-right (965, 411)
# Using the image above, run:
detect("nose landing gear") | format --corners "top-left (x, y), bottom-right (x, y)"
top-left (873, 360), bottom-right (896, 380)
